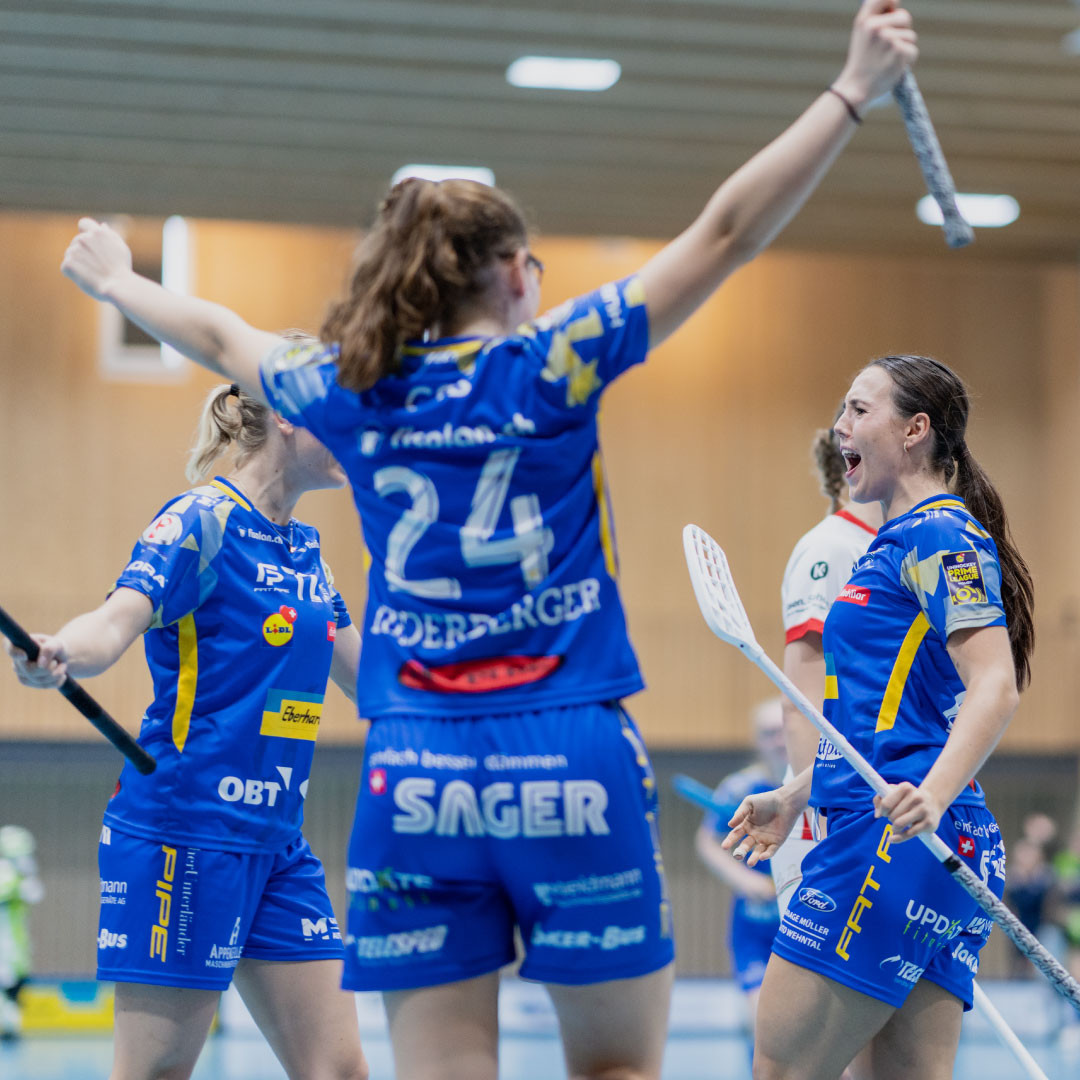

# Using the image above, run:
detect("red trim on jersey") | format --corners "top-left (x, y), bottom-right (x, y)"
top-left (785, 618), bottom-right (825, 644)
top-left (399, 655), bottom-right (562, 693)
top-left (833, 509), bottom-right (878, 537)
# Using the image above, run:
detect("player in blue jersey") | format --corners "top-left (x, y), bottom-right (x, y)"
top-left (7, 384), bottom-right (367, 1080)
top-left (695, 700), bottom-right (787, 1035)
top-left (57, 6), bottom-right (917, 1075)
top-left (724, 355), bottom-right (1034, 1080)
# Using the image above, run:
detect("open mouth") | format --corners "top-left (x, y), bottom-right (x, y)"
top-left (841, 449), bottom-right (861, 478)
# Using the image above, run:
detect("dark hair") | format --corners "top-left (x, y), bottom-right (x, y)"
top-left (812, 414), bottom-right (846, 513)
top-left (321, 178), bottom-right (529, 392)
top-left (869, 354), bottom-right (1034, 688)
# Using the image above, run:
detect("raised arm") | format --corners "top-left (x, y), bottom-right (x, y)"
top-left (639, 0), bottom-right (916, 348)
top-left (60, 219), bottom-right (280, 403)
top-left (5, 587), bottom-right (153, 686)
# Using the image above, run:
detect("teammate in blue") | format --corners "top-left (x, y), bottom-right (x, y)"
top-left (6, 384), bottom-right (367, 1080)
top-left (695, 700), bottom-right (786, 1034)
top-left (724, 355), bottom-right (1034, 1080)
top-left (57, 5), bottom-right (917, 1075)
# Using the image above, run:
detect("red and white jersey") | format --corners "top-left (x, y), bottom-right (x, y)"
top-left (781, 510), bottom-right (878, 644)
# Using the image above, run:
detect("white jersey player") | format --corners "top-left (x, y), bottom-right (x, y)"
top-left (771, 426), bottom-right (881, 915)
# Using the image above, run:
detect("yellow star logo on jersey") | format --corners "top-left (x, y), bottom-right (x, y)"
top-left (541, 332), bottom-right (603, 406)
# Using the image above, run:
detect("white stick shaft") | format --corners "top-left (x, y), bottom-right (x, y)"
top-left (970, 983), bottom-right (1050, 1080)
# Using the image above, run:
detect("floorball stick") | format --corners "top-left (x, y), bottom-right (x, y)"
top-left (892, 72), bottom-right (973, 249)
top-left (672, 771), bottom-right (1050, 1080)
top-left (682, 523), bottom-right (1080, 1015)
top-left (0, 604), bottom-right (156, 775)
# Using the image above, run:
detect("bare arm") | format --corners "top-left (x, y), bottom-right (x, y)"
top-left (329, 623), bottom-right (362, 705)
top-left (781, 634), bottom-right (827, 774)
top-left (696, 824), bottom-right (777, 902)
top-left (5, 587), bottom-right (153, 686)
top-left (639, 0), bottom-right (917, 348)
top-left (875, 625), bottom-right (1019, 841)
top-left (60, 219), bottom-right (280, 403)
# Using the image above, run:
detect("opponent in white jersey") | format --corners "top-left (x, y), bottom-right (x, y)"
top-left (771, 426), bottom-right (880, 915)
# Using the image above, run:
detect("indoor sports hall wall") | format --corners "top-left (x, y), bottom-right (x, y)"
top-left (0, 211), bottom-right (1078, 753)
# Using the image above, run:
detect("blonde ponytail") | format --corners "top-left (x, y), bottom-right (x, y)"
top-left (185, 384), bottom-right (271, 484)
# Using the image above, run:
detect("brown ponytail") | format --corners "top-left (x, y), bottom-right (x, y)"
top-left (870, 355), bottom-right (1035, 689)
top-left (321, 178), bottom-right (530, 392)
top-left (811, 424), bottom-right (846, 513)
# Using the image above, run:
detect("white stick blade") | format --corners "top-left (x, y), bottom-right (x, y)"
top-left (682, 524), bottom-right (757, 648)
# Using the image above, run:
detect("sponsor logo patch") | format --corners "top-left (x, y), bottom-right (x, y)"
top-left (262, 611), bottom-right (294, 646)
top-left (836, 584), bottom-right (871, 606)
top-left (941, 550), bottom-right (987, 605)
top-left (141, 512), bottom-right (183, 546)
top-left (798, 888), bottom-right (837, 913)
top-left (260, 689), bottom-right (324, 740)
top-left (958, 836), bottom-right (976, 858)
top-left (810, 561), bottom-right (828, 580)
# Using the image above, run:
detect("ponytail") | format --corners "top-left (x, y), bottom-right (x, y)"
top-left (870, 354), bottom-right (1035, 689)
top-left (953, 444), bottom-right (1035, 689)
top-left (811, 426), bottom-right (846, 513)
top-left (322, 177), bottom-right (529, 393)
top-left (186, 384), bottom-right (271, 484)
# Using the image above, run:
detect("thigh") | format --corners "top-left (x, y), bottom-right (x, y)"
top-left (486, 704), bottom-right (675, 985)
top-left (862, 978), bottom-right (963, 1080)
top-left (111, 981), bottom-right (220, 1080)
top-left (753, 954), bottom-right (893, 1080)
top-left (546, 962), bottom-right (674, 1080)
top-left (344, 716), bottom-right (515, 992)
top-left (234, 958), bottom-right (366, 1080)
top-left (383, 971), bottom-right (500, 1080)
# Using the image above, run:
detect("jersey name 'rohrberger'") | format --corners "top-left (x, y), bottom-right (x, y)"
top-left (369, 577), bottom-right (602, 650)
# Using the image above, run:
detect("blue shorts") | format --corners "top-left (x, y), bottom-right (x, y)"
top-left (97, 826), bottom-right (343, 990)
top-left (343, 702), bottom-right (675, 991)
top-left (730, 901), bottom-right (780, 992)
top-left (771, 805), bottom-right (1005, 1010)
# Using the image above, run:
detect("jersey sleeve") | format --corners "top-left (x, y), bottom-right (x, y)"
top-left (899, 516), bottom-right (1007, 639)
top-left (782, 532), bottom-right (848, 643)
top-left (523, 275), bottom-right (650, 411)
top-left (259, 339), bottom-right (341, 442)
top-left (113, 496), bottom-right (220, 629)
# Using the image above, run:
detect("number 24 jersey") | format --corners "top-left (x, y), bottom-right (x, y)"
top-left (260, 277), bottom-right (650, 718)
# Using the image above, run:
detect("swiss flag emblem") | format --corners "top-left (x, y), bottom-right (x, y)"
top-left (958, 836), bottom-right (976, 858)
top-left (369, 768), bottom-right (387, 795)
top-left (327, 621), bottom-right (337, 642)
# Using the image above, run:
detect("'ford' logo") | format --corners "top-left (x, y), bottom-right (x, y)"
top-left (798, 888), bottom-right (836, 913)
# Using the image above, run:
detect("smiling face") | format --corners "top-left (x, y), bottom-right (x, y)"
top-left (833, 365), bottom-right (920, 507)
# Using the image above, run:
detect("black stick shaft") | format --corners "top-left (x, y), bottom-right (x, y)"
top-left (0, 604), bottom-right (156, 775)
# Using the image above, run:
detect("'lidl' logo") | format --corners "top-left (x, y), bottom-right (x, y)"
top-left (260, 689), bottom-right (324, 740)
top-left (263, 605), bottom-right (297, 646)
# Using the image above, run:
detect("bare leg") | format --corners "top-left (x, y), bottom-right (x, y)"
top-left (383, 972), bottom-right (500, 1080)
top-left (753, 955), bottom-right (894, 1080)
top-left (110, 982), bottom-right (220, 1080)
top-left (858, 979), bottom-right (962, 1080)
top-left (234, 957), bottom-right (367, 1080)
top-left (546, 962), bottom-right (674, 1080)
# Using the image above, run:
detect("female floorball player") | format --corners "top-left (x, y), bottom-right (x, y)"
top-left (725, 355), bottom-right (1034, 1080)
top-left (58, 5), bottom-right (917, 1075)
top-left (6, 386), bottom-right (367, 1080)
top-left (695, 700), bottom-right (787, 1035)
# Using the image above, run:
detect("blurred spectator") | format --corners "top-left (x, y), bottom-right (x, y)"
top-left (0, 825), bottom-right (43, 1039)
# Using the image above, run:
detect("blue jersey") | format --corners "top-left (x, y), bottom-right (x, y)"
top-left (260, 277), bottom-right (650, 718)
top-left (707, 764), bottom-right (780, 927)
top-left (105, 478), bottom-right (351, 853)
top-left (811, 496), bottom-right (1006, 811)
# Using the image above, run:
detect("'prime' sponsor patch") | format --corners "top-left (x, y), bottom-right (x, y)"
top-left (941, 550), bottom-right (987, 605)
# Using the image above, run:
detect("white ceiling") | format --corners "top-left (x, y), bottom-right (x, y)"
top-left (3, 0), bottom-right (1080, 258)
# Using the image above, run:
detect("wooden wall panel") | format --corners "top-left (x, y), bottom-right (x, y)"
top-left (0, 212), bottom-right (1076, 752)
